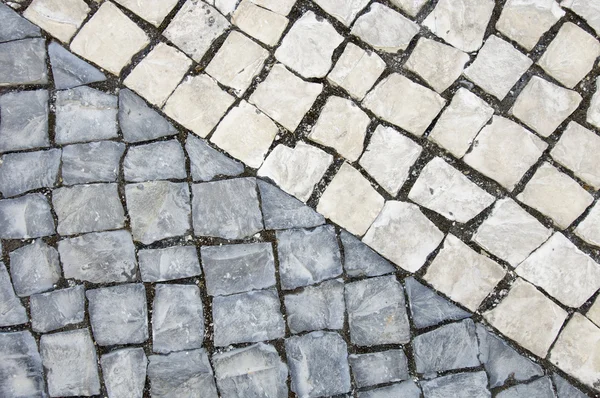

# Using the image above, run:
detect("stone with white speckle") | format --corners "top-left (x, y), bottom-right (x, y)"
top-left (124, 139), bottom-right (187, 182)
top-left (30, 286), bottom-right (85, 333)
top-left (285, 279), bottom-right (345, 333)
top-left (0, 90), bottom-right (48, 152)
top-left (61, 141), bottom-right (125, 185)
top-left (9, 239), bottom-right (60, 297)
top-left (0, 149), bottom-right (60, 197)
top-left (0, 194), bottom-right (55, 239)
top-left (138, 246), bottom-right (201, 282)
top-left (101, 348), bottom-right (147, 398)
top-left (0, 331), bottom-right (45, 398)
top-left (0, 38), bottom-right (47, 86)
top-left (349, 349), bottom-right (409, 388)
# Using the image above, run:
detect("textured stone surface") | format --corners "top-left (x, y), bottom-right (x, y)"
top-left (349, 349), bottom-right (409, 388)
top-left (313, 0), bottom-right (369, 26)
top-left (249, 0), bottom-right (296, 15)
top-left (138, 246), bottom-right (201, 282)
top-left (9, 239), bottom-right (60, 297)
top-left (119, 89), bottom-right (177, 143)
top-left (0, 262), bottom-right (28, 327)
top-left (0, 90), bottom-right (48, 152)
top-left (24, 0), bottom-right (89, 42)
top-left (575, 201), bottom-right (600, 246)
top-left (101, 348), bottom-right (147, 398)
top-left (552, 121), bottom-right (600, 189)
top-left (30, 285), bottom-right (85, 333)
top-left (562, 0), bottom-right (600, 36)
top-left (420, 371), bottom-right (491, 398)
top-left (285, 279), bottom-right (345, 333)
top-left (589, 77), bottom-right (600, 129)
top-left (0, 331), bottom-right (45, 398)
top-left (340, 229), bottom-right (395, 278)
top-left (48, 41), bottom-right (106, 90)
top-left (286, 331), bottom-right (351, 398)
top-left (124, 140), bottom-right (186, 182)
top-left (484, 278), bottom-right (568, 357)
top-left (425, 234), bottom-right (506, 312)
top-left (0, 194), bottom-right (55, 239)
top-left (552, 373), bottom-right (589, 398)
top-left (114, 0), bottom-right (178, 26)
top-left (186, 135), bottom-right (244, 181)
top-left (61, 141), bottom-right (125, 185)
top-left (0, 149), bottom-right (60, 197)
top-left (0, 2), bottom-right (40, 42)
top-left (363, 201), bottom-right (445, 273)
top-left (359, 381), bottom-right (422, 398)
top-left (0, 38), bottom-right (47, 86)
top-left (232, 0), bottom-right (288, 46)
top-left (317, 163), bottom-right (385, 236)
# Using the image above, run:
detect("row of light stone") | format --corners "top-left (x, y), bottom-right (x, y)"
top-left (12, 0), bottom-right (600, 392)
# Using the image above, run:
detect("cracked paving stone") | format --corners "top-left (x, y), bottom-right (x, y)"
top-left (58, 230), bottom-right (137, 283)
top-left (0, 148), bottom-right (60, 197)
top-left (212, 288), bottom-right (285, 347)
top-left (213, 343), bottom-right (289, 398)
top-left (497, 376), bottom-right (557, 398)
top-left (53, 183), bottom-right (125, 235)
top-left (0, 38), bottom-right (47, 86)
top-left (113, 0), bottom-right (178, 27)
top-left (340, 229), bottom-right (395, 278)
top-left (201, 242), bottom-right (276, 296)
top-left (0, 2), bottom-right (40, 42)
top-left (232, 0), bottom-right (289, 47)
top-left (345, 275), bottom-right (411, 346)
top-left (312, 0), bottom-right (369, 26)
top-left (30, 285), bottom-right (85, 333)
top-left (186, 134), bottom-right (244, 182)
top-left (0, 331), bottom-right (45, 398)
top-left (148, 349), bottom-right (218, 398)
top-left (152, 284), bottom-right (204, 354)
top-left (40, 329), bottom-right (101, 397)
top-left (87, 284), bottom-right (149, 346)
top-left (192, 177), bottom-right (263, 240)
top-left (349, 349), bottom-right (409, 388)
top-left (24, 0), bottom-right (89, 42)
top-left (0, 261), bottom-right (28, 327)
top-left (61, 141), bottom-right (125, 185)
top-left (420, 371), bottom-right (490, 398)
top-left (249, 0), bottom-right (296, 15)
top-left (126, 181), bottom-right (191, 244)
top-left (276, 225), bottom-right (342, 290)
top-left (118, 89), bottom-right (178, 144)
top-left (0, 193), bottom-right (55, 239)
top-left (101, 348), bottom-right (148, 398)
top-left (138, 246), bottom-right (201, 283)
top-left (48, 41), bottom-right (106, 90)
top-left (284, 278), bottom-right (345, 334)
top-left (285, 331), bottom-right (351, 398)
top-left (124, 139), bottom-right (187, 182)
top-left (9, 239), bottom-right (60, 297)
top-left (575, 200), bottom-right (600, 246)
top-left (0, 90), bottom-right (49, 152)
top-left (358, 381), bottom-right (422, 398)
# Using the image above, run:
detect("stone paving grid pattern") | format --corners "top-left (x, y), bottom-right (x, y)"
top-left (0, 0), bottom-right (600, 396)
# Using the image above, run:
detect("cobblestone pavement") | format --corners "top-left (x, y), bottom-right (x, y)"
top-left (1, 0), bottom-right (600, 397)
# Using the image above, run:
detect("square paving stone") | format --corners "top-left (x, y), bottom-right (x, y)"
top-left (152, 284), bottom-right (204, 353)
top-left (232, 0), bottom-right (289, 46)
top-left (53, 183), bottom-right (125, 235)
top-left (55, 86), bottom-right (118, 145)
top-left (0, 262), bottom-right (28, 327)
top-left (70, 2), bottom-right (149, 75)
top-left (40, 329), bottom-right (101, 397)
top-left (0, 38), bottom-right (47, 86)
top-left (126, 181), bottom-right (191, 244)
top-left (101, 348), bottom-right (147, 398)
top-left (58, 230), bottom-right (137, 283)
top-left (349, 349), bottom-right (409, 388)
top-left (484, 278), bottom-right (567, 358)
top-left (0, 149), bottom-right (60, 197)
top-left (517, 162), bottom-right (593, 229)
top-left (61, 141), bottom-right (125, 185)
top-left (9, 239), bottom-right (60, 297)
top-left (119, 89), bottom-right (178, 143)
top-left (24, 0), bottom-right (89, 42)
top-left (163, 74), bottom-right (235, 138)
top-left (30, 285), bottom-right (85, 333)
top-left (313, 0), bottom-right (369, 26)
top-left (345, 275), bottom-right (411, 346)
top-left (0, 90), bottom-right (48, 152)
top-left (340, 230), bottom-right (395, 277)
top-left (284, 279), bottom-right (345, 333)
top-left (575, 200), bottom-right (600, 247)
top-left (87, 284), bottom-right (148, 346)
top-left (148, 349), bottom-right (218, 398)
top-left (420, 371), bottom-right (490, 398)
top-left (276, 225), bottom-right (342, 290)
top-left (0, 194), bottom-right (55, 239)
top-left (113, 0), bottom-right (178, 26)
top-left (124, 139), bottom-right (187, 182)
top-left (463, 116), bottom-right (547, 191)
top-left (186, 134), bottom-right (244, 182)
top-left (213, 288), bottom-right (285, 347)
top-left (201, 242), bottom-right (276, 296)
top-left (138, 246), bottom-right (201, 282)
top-left (192, 177), bottom-right (263, 240)
top-left (0, 2), bottom-right (40, 43)
top-left (285, 331), bottom-right (351, 397)
top-left (0, 331), bottom-right (45, 398)
top-left (213, 343), bottom-right (289, 398)
top-left (424, 234), bottom-right (506, 312)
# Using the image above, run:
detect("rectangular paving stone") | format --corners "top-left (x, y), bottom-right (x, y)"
top-left (30, 285), bottom-right (85, 333)
top-left (24, 0), bottom-right (89, 42)
top-left (0, 148), bottom-right (60, 197)
top-left (9, 239), bottom-right (60, 297)
top-left (0, 193), bottom-right (55, 239)
top-left (61, 141), bottom-right (125, 185)
top-left (0, 38), bottom-right (47, 86)
top-left (0, 90), bottom-right (49, 152)
top-left (124, 139), bottom-right (187, 182)
top-left (0, 331), bottom-right (45, 398)
top-left (358, 381), bottom-right (422, 398)
top-left (138, 246), bottom-right (201, 282)
top-left (101, 348), bottom-right (147, 398)
top-left (349, 349), bottom-right (409, 388)
top-left (0, 261), bottom-right (28, 327)
top-left (420, 371), bottom-right (490, 398)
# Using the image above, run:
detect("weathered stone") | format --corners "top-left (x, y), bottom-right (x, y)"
top-left (317, 163), bottom-right (385, 236)
top-left (390, 0), bottom-right (429, 16)
top-left (538, 22), bottom-right (600, 88)
top-left (211, 101), bottom-right (279, 168)
top-left (552, 122), bottom-right (600, 189)
top-left (0, 2), bottom-right (40, 42)
top-left (327, 42), bottom-right (386, 100)
top-left (473, 198), bottom-right (552, 267)
top-left (562, 0), bottom-right (600, 36)
top-left (464, 116), bottom-right (547, 191)
top-left (285, 279), bottom-right (345, 333)
top-left (276, 11), bottom-right (343, 78)
top-left (124, 43), bottom-right (192, 106)
top-left (113, 0), bottom-right (178, 26)
top-left (0, 38), bottom-right (47, 86)
top-left (124, 140), bottom-right (187, 182)
top-left (484, 278), bottom-right (567, 357)
top-left (464, 35), bottom-right (533, 100)
top-left (250, 63), bottom-right (323, 131)
top-left (40, 329), bottom-right (101, 397)
top-left (351, 3), bottom-right (419, 53)
top-left (575, 201), bottom-right (600, 247)
top-left (349, 349), bottom-right (409, 388)
top-left (70, 2), bottom-right (149, 75)
top-left (206, 31), bottom-right (269, 96)
top-left (0, 194), bottom-right (55, 239)
top-left (55, 86), bottom-right (118, 144)
top-left (363, 201), bottom-right (445, 273)
top-left (61, 141), bottom-right (125, 185)
top-left (0, 149), bottom-right (60, 197)
top-left (163, 74), bottom-right (235, 138)
top-left (552, 373), bottom-right (588, 398)
top-left (201, 243), bottom-right (276, 296)
top-left (24, 0), bottom-right (89, 42)
top-left (138, 246), bottom-right (201, 282)
top-left (405, 277), bottom-right (471, 330)
top-left (152, 284), bottom-right (204, 353)
top-left (258, 142), bottom-right (332, 202)
top-left (363, 73), bottom-right (446, 136)
top-left (206, 0), bottom-right (242, 15)
top-left (30, 286), bottom-right (85, 333)
top-left (186, 135), bottom-right (244, 182)
top-left (192, 177), bottom-right (263, 239)
top-left (58, 230), bottom-right (137, 283)
top-left (409, 157), bottom-right (495, 223)
top-left (340, 229), bottom-right (395, 277)
top-left (420, 371), bottom-right (491, 398)
top-left (101, 348), bottom-right (147, 398)
top-left (87, 284), bottom-right (148, 346)
top-left (286, 331), bottom-right (351, 398)
top-left (53, 183), bottom-right (125, 235)
top-left (0, 331), bottom-right (45, 398)
top-left (0, 262), bottom-right (27, 327)
top-left (119, 89), bottom-right (178, 143)
top-left (0, 90), bottom-right (48, 152)
top-left (232, 0), bottom-right (288, 46)
top-left (9, 239), bottom-right (60, 297)
top-left (249, 0), bottom-right (296, 15)
top-left (358, 381), bottom-right (422, 398)
top-left (48, 41), bottom-right (106, 89)
top-left (346, 275), bottom-right (411, 346)
top-left (511, 76), bottom-right (582, 137)
top-left (313, 0), bottom-right (368, 26)
top-left (517, 162), bottom-right (593, 229)
top-left (213, 288), bottom-right (285, 346)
